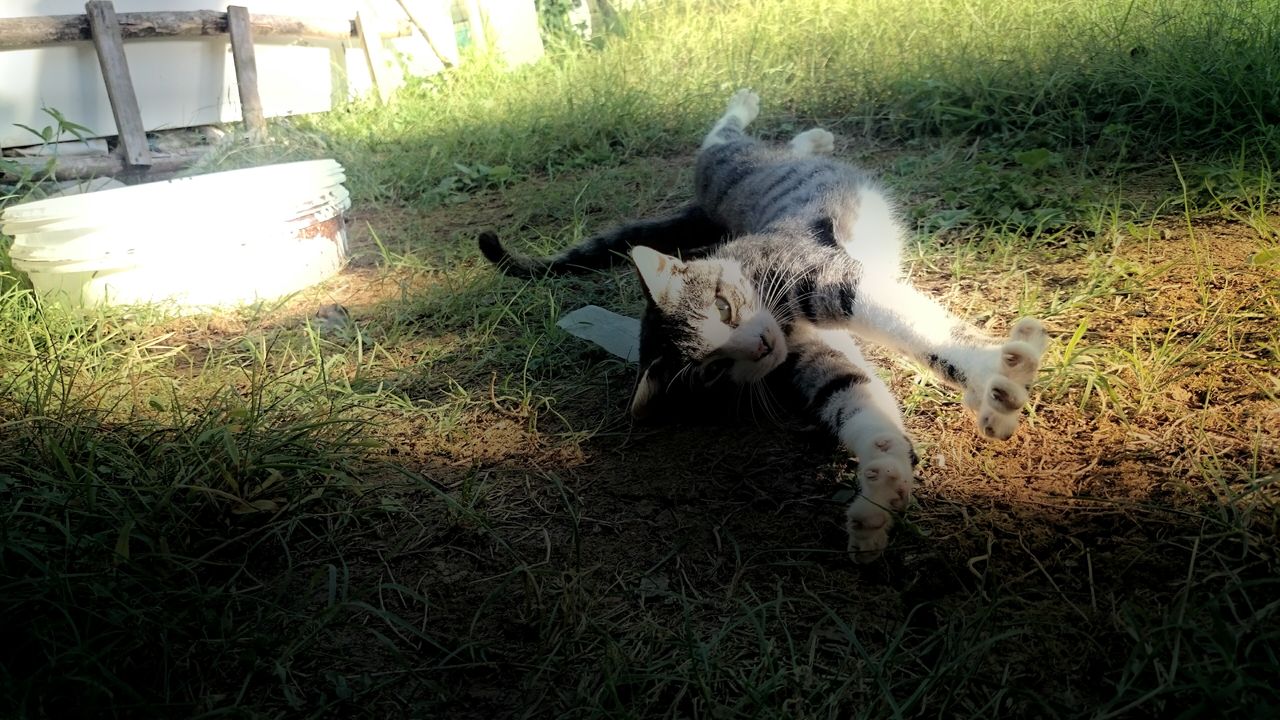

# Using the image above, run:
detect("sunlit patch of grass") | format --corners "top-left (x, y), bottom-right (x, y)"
top-left (273, 0), bottom-right (1280, 230)
top-left (1116, 320), bottom-right (1224, 414)
top-left (1040, 319), bottom-right (1126, 417)
top-left (1193, 157), bottom-right (1280, 243)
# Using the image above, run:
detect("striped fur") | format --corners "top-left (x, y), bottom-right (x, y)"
top-left (479, 90), bottom-right (1048, 562)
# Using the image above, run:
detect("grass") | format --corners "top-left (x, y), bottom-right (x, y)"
top-left (2, 0), bottom-right (1278, 717)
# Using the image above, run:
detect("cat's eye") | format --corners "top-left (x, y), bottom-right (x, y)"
top-left (714, 295), bottom-right (732, 323)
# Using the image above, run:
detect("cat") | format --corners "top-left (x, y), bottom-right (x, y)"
top-left (479, 90), bottom-right (1049, 562)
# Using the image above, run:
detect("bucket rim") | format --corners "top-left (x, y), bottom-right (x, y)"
top-left (0, 159), bottom-right (345, 223)
top-left (2, 184), bottom-right (351, 238)
top-left (7, 199), bottom-right (349, 273)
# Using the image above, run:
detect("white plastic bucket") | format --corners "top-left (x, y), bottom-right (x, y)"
top-left (1, 159), bottom-right (351, 312)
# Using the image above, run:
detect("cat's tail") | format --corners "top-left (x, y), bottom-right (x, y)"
top-left (478, 204), bottom-right (728, 278)
top-left (477, 231), bottom-right (601, 278)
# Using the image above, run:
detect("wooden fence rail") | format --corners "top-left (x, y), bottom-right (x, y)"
top-left (0, 9), bottom-right (413, 51)
top-left (0, 2), bottom-right (454, 181)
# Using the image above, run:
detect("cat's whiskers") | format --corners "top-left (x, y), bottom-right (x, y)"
top-left (665, 360), bottom-right (697, 394)
top-left (751, 381), bottom-right (785, 428)
top-left (770, 295), bottom-right (818, 325)
top-left (760, 266), bottom-right (792, 310)
top-left (763, 259), bottom-right (823, 312)
top-left (754, 253), bottom-right (790, 304)
top-left (781, 291), bottom-right (823, 311)
top-left (759, 264), bottom-right (791, 312)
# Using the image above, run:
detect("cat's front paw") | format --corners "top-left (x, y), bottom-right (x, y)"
top-left (726, 89), bottom-right (760, 125)
top-left (845, 457), bottom-right (912, 563)
top-left (967, 317), bottom-right (1048, 440)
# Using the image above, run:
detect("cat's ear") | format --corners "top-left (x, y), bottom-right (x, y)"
top-left (629, 358), bottom-right (668, 419)
top-left (630, 246), bottom-right (686, 305)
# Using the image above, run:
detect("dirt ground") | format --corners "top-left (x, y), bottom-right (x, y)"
top-left (190, 186), bottom-right (1262, 717)
top-left (145, 177), bottom-right (1279, 716)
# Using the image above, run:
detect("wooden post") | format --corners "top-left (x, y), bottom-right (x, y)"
top-left (85, 1), bottom-right (151, 167)
top-left (226, 6), bottom-right (266, 141)
top-left (395, 0), bottom-right (457, 68)
top-left (355, 9), bottom-right (403, 103)
top-left (461, 0), bottom-right (486, 51)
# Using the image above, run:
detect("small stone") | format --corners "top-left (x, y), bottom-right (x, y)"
top-left (314, 303), bottom-right (354, 335)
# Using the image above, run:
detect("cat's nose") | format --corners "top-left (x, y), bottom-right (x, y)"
top-left (753, 334), bottom-right (773, 360)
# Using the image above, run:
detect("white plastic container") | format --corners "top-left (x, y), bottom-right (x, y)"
top-left (2, 159), bottom-right (351, 312)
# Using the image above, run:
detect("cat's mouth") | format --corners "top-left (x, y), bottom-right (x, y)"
top-left (728, 342), bottom-right (787, 383)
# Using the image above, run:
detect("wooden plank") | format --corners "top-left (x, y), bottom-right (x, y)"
top-left (226, 6), bottom-right (266, 141)
top-left (0, 11), bottom-right (414, 51)
top-left (0, 148), bottom-right (210, 182)
top-left (355, 10), bottom-right (403, 104)
top-left (85, 1), bottom-right (151, 167)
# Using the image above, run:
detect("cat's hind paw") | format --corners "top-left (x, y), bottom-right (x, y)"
top-left (726, 89), bottom-right (761, 126)
top-left (790, 128), bottom-right (835, 157)
top-left (967, 318), bottom-right (1048, 440)
top-left (845, 457), bottom-right (913, 563)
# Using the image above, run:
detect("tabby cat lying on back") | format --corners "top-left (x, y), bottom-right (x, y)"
top-left (479, 90), bottom-right (1048, 562)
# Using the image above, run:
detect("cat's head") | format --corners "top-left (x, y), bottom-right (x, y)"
top-left (628, 246), bottom-right (787, 418)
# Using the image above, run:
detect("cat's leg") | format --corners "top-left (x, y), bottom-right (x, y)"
top-left (787, 322), bottom-right (916, 563)
top-left (844, 278), bottom-right (1048, 440)
top-left (827, 198), bottom-right (1047, 438)
top-left (701, 89), bottom-right (761, 150)
top-left (788, 128), bottom-right (835, 157)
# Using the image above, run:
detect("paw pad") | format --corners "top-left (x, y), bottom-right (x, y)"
top-left (844, 456), bottom-right (914, 563)
top-left (1011, 317), bottom-right (1048, 350)
top-left (971, 317), bottom-right (1048, 441)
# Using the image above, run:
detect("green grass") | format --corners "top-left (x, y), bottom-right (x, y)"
top-left (2, 0), bottom-right (1279, 717)
top-left (295, 0), bottom-right (1279, 218)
